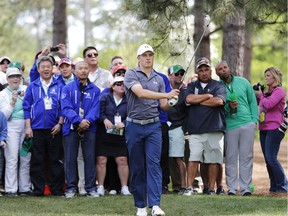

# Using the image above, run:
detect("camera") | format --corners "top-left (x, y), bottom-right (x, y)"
top-left (17, 91), bottom-right (22, 95)
top-left (253, 83), bottom-right (265, 92)
top-left (278, 107), bottom-right (288, 133)
top-left (50, 46), bottom-right (59, 52)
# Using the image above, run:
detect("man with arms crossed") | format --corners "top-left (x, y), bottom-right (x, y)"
top-left (184, 57), bottom-right (226, 195)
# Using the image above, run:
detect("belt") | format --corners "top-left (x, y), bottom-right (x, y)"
top-left (126, 117), bottom-right (159, 125)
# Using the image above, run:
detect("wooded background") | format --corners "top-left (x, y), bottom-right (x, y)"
top-left (0, 0), bottom-right (286, 88)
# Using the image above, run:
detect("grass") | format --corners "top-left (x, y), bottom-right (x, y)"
top-left (0, 193), bottom-right (286, 216)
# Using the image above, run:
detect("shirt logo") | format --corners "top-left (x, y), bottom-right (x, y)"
top-left (61, 93), bottom-right (66, 99)
top-left (50, 88), bottom-right (57, 94)
top-left (85, 93), bottom-right (92, 99)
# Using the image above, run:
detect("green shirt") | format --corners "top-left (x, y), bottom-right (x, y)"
top-left (222, 75), bottom-right (258, 130)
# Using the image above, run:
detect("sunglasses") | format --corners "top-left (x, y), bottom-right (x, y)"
top-left (86, 53), bottom-right (98, 58)
top-left (114, 82), bottom-right (124, 86)
top-left (175, 71), bottom-right (185, 76)
top-left (114, 70), bottom-right (125, 77)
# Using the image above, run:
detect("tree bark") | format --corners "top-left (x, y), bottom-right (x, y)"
top-left (222, 8), bottom-right (246, 76)
top-left (193, 0), bottom-right (210, 64)
top-left (243, 29), bottom-right (253, 81)
top-left (53, 0), bottom-right (67, 45)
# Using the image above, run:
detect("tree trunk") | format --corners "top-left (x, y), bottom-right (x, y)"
top-left (53, 0), bottom-right (67, 45)
top-left (222, 8), bottom-right (246, 76)
top-left (243, 29), bottom-right (253, 81)
top-left (193, 0), bottom-right (210, 64)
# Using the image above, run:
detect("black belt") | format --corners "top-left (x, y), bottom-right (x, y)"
top-left (126, 117), bottom-right (159, 125)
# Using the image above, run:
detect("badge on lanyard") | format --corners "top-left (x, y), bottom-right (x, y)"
top-left (259, 111), bottom-right (265, 123)
top-left (79, 108), bottom-right (84, 119)
top-left (44, 96), bottom-right (52, 110)
top-left (114, 113), bottom-right (121, 124)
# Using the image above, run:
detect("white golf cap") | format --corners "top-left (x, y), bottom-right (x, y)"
top-left (137, 44), bottom-right (154, 56)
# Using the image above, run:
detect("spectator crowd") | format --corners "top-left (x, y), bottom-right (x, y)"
top-left (0, 43), bottom-right (287, 216)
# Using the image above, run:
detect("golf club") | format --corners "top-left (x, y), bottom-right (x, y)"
top-left (168, 15), bottom-right (211, 107)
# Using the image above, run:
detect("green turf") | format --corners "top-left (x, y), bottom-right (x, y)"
top-left (0, 193), bottom-right (286, 216)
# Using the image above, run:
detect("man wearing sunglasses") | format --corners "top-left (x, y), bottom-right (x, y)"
top-left (83, 46), bottom-right (113, 92)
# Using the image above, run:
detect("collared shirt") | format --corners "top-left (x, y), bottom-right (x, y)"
top-left (124, 67), bottom-right (165, 120)
top-left (88, 67), bottom-right (113, 90)
top-left (62, 74), bottom-right (75, 85)
top-left (185, 79), bottom-right (226, 134)
top-left (222, 75), bottom-right (258, 130)
top-left (40, 78), bottom-right (52, 95)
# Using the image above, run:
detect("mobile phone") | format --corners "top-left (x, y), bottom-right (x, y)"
top-left (50, 46), bottom-right (59, 52)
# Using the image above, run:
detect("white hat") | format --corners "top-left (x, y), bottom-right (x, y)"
top-left (0, 56), bottom-right (11, 64)
top-left (6, 67), bottom-right (22, 78)
top-left (112, 76), bottom-right (124, 85)
top-left (137, 44), bottom-right (154, 56)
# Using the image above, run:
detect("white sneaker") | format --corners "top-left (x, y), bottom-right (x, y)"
top-left (97, 185), bottom-right (105, 196)
top-left (65, 191), bottom-right (76, 198)
top-left (183, 188), bottom-right (193, 196)
top-left (121, 186), bottom-right (131, 196)
top-left (109, 189), bottom-right (117, 195)
top-left (136, 207), bottom-right (147, 216)
top-left (78, 186), bottom-right (87, 195)
top-left (151, 206), bottom-right (165, 216)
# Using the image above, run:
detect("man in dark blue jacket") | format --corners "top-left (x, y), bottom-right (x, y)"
top-left (23, 56), bottom-right (65, 196)
top-left (61, 61), bottom-right (101, 198)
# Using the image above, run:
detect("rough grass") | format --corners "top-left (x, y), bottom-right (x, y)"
top-left (0, 193), bottom-right (286, 216)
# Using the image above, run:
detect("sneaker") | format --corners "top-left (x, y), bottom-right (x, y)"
top-left (193, 186), bottom-right (203, 194)
top-left (65, 191), bottom-right (76, 198)
top-left (86, 190), bottom-right (99, 198)
top-left (136, 207), bottom-right (147, 216)
top-left (216, 186), bottom-right (225, 195)
top-left (162, 186), bottom-right (169, 194)
top-left (97, 185), bottom-right (105, 196)
top-left (178, 188), bottom-right (186, 195)
top-left (151, 206), bottom-right (165, 216)
top-left (6, 192), bottom-right (18, 197)
top-left (207, 189), bottom-right (216, 195)
top-left (19, 190), bottom-right (33, 196)
top-left (202, 187), bottom-right (209, 194)
top-left (121, 186), bottom-right (131, 196)
top-left (109, 190), bottom-right (117, 195)
top-left (243, 192), bottom-right (252, 196)
top-left (183, 188), bottom-right (193, 196)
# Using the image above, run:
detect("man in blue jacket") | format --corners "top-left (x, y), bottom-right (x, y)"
top-left (23, 56), bottom-right (65, 196)
top-left (61, 61), bottom-right (101, 198)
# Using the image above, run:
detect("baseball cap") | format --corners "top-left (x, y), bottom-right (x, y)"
top-left (9, 61), bottom-right (22, 71)
top-left (0, 56), bottom-right (11, 64)
top-left (113, 65), bottom-right (127, 75)
top-left (137, 44), bottom-right (154, 56)
top-left (6, 67), bottom-right (22, 78)
top-left (112, 76), bottom-right (124, 85)
top-left (196, 57), bottom-right (210, 69)
top-left (59, 58), bottom-right (73, 67)
top-left (168, 65), bottom-right (185, 74)
top-left (20, 137), bottom-right (33, 157)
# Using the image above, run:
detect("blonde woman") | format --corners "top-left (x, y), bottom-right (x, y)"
top-left (255, 67), bottom-right (288, 193)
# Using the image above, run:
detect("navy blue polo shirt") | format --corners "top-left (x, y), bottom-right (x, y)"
top-left (184, 79), bottom-right (226, 134)
top-left (124, 67), bottom-right (165, 120)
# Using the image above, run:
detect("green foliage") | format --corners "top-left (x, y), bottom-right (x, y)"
top-left (0, 194), bottom-right (286, 216)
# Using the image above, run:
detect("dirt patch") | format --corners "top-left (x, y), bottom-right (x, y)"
top-left (222, 136), bottom-right (288, 197)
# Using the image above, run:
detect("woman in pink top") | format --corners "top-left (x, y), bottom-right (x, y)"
top-left (255, 67), bottom-right (287, 193)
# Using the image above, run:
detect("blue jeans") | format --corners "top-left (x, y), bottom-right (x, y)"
top-left (260, 129), bottom-right (288, 192)
top-left (125, 121), bottom-right (162, 208)
top-left (64, 130), bottom-right (96, 193)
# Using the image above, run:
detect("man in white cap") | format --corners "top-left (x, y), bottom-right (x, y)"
top-left (124, 44), bottom-right (179, 216)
